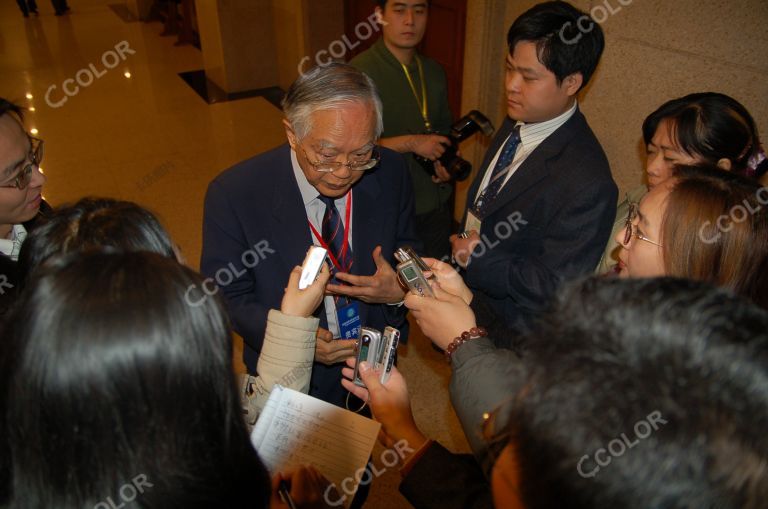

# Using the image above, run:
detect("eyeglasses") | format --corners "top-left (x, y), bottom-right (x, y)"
top-left (300, 145), bottom-right (380, 173)
top-left (624, 203), bottom-right (662, 247)
top-left (1, 137), bottom-right (43, 190)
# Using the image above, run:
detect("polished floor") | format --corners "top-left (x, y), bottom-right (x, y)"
top-left (0, 1), bottom-right (470, 507)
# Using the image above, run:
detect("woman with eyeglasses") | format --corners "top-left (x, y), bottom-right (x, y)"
top-left (0, 99), bottom-right (48, 318)
top-left (615, 163), bottom-right (768, 310)
top-left (597, 92), bottom-right (767, 273)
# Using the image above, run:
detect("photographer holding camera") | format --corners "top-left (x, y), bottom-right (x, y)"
top-left (350, 0), bottom-right (455, 259)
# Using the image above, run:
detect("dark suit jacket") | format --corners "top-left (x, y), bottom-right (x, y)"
top-left (463, 109), bottom-right (617, 344)
top-left (201, 144), bottom-right (420, 406)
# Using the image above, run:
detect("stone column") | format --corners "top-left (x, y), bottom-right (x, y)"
top-left (195, 0), bottom-right (279, 93)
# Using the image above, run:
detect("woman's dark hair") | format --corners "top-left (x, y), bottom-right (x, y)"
top-left (642, 92), bottom-right (766, 178)
top-left (18, 197), bottom-right (177, 280)
top-left (3, 251), bottom-right (269, 508)
top-left (507, 1), bottom-right (605, 90)
top-left (375, 0), bottom-right (430, 6)
top-left (661, 164), bottom-right (768, 309)
top-left (512, 277), bottom-right (768, 509)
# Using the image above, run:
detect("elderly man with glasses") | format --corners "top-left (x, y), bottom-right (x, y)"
top-left (201, 63), bottom-right (420, 411)
top-left (0, 98), bottom-right (48, 318)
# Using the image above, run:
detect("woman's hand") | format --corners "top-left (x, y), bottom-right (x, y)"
top-left (281, 263), bottom-right (331, 317)
top-left (341, 359), bottom-right (428, 456)
top-left (270, 465), bottom-right (340, 508)
top-left (422, 257), bottom-right (473, 304)
top-left (405, 283), bottom-right (477, 350)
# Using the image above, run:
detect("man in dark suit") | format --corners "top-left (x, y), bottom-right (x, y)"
top-left (0, 98), bottom-right (48, 319)
top-left (451, 2), bottom-right (618, 343)
top-left (201, 63), bottom-right (419, 409)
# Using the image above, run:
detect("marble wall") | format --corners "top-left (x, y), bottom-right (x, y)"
top-left (197, 0), bottom-right (345, 93)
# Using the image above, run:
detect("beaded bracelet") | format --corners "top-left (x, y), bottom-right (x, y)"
top-left (444, 326), bottom-right (488, 363)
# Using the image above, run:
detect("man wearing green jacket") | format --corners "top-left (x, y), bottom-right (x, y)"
top-left (350, 0), bottom-right (454, 258)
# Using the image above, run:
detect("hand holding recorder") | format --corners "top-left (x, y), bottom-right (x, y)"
top-left (341, 359), bottom-right (428, 454)
top-left (394, 246), bottom-right (435, 298)
top-left (421, 257), bottom-right (473, 305)
top-left (405, 283), bottom-right (477, 351)
top-left (352, 326), bottom-right (400, 388)
top-left (294, 247), bottom-right (358, 365)
top-left (280, 248), bottom-right (331, 318)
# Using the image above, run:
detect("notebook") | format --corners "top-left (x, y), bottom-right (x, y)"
top-left (250, 385), bottom-right (381, 502)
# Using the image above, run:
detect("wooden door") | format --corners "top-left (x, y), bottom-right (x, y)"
top-left (343, 0), bottom-right (468, 119)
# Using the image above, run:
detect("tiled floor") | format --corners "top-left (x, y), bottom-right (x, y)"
top-left (0, 1), bottom-right (470, 507)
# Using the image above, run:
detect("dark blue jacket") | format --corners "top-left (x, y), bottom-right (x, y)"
top-left (463, 110), bottom-right (617, 344)
top-left (201, 144), bottom-right (419, 406)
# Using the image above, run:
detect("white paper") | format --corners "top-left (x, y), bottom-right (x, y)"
top-left (251, 385), bottom-right (381, 501)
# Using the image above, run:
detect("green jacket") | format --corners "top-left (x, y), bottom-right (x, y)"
top-left (350, 38), bottom-right (453, 215)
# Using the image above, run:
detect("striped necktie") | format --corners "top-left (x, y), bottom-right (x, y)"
top-left (473, 125), bottom-right (522, 219)
top-left (319, 195), bottom-right (353, 279)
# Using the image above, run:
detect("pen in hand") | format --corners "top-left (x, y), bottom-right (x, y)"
top-left (278, 479), bottom-right (298, 509)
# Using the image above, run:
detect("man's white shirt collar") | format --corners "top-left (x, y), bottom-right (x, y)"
top-left (0, 224), bottom-right (28, 261)
top-left (516, 100), bottom-right (578, 151)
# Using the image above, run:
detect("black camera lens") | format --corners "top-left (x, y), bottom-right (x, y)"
top-left (413, 110), bottom-right (494, 182)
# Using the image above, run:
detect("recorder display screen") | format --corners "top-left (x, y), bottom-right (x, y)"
top-left (359, 341), bottom-right (370, 359)
top-left (402, 266), bottom-right (418, 281)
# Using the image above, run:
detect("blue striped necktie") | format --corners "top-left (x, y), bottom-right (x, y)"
top-left (473, 125), bottom-right (522, 219)
top-left (319, 195), bottom-right (353, 279)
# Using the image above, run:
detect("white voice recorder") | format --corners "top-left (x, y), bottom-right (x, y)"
top-left (298, 246), bottom-right (327, 290)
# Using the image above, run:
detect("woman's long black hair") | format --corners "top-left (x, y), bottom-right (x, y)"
top-left (3, 251), bottom-right (269, 508)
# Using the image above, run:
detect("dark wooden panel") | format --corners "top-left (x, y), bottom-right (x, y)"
top-left (422, 0), bottom-right (466, 118)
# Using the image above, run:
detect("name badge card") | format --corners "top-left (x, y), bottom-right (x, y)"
top-left (465, 209), bottom-right (482, 233)
top-left (337, 301), bottom-right (361, 340)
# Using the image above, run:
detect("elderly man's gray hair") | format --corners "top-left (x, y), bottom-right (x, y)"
top-left (282, 63), bottom-right (384, 141)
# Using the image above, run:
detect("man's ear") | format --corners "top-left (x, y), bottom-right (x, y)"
top-left (562, 73), bottom-right (583, 97)
top-left (716, 158), bottom-right (733, 171)
top-left (283, 119), bottom-right (297, 148)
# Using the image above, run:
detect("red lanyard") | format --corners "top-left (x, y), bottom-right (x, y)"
top-left (308, 192), bottom-right (353, 272)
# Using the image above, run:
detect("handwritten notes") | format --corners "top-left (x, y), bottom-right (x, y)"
top-left (251, 385), bottom-right (381, 502)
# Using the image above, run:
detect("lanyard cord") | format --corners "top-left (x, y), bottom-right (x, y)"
top-left (401, 55), bottom-right (431, 131)
top-left (307, 192), bottom-right (353, 273)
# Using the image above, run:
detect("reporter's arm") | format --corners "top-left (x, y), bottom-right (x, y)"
top-left (449, 338), bottom-right (526, 475)
top-left (244, 265), bottom-right (328, 422)
top-left (340, 360), bottom-right (493, 509)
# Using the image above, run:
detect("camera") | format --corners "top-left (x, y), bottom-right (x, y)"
top-left (415, 110), bottom-right (495, 182)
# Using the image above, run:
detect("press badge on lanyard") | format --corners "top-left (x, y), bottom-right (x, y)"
top-left (464, 209), bottom-right (482, 233)
top-left (337, 301), bottom-right (361, 340)
top-left (307, 194), bottom-right (362, 340)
